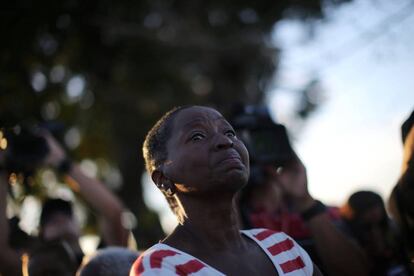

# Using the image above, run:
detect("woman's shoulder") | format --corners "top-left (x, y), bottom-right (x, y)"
top-left (241, 227), bottom-right (289, 240)
top-left (130, 243), bottom-right (178, 275)
top-left (130, 243), bottom-right (224, 276)
top-left (241, 228), bottom-right (314, 275)
top-left (241, 228), bottom-right (310, 258)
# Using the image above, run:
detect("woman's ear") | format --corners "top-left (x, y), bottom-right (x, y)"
top-left (151, 169), bottom-right (176, 196)
top-left (151, 170), bottom-right (164, 187)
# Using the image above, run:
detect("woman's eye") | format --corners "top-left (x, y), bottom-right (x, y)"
top-left (225, 130), bottom-right (236, 138)
top-left (191, 133), bottom-right (205, 141)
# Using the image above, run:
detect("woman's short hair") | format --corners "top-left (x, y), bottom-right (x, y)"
top-left (143, 106), bottom-right (190, 175)
top-left (142, 105), bottom-right (191, 221)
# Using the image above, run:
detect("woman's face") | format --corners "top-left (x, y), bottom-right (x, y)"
top-left (163, 106), bottom-right (249, 195)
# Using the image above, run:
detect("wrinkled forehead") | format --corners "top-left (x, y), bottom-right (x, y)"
top-left (166, 106), bottom-right (229, 148)
top-left (172, 106), bottom-right (226, 131)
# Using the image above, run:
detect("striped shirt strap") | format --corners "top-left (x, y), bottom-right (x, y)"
top-left (242, 228), bottom-right (314, 275)
top-left (130, 244), bottom-right (224, 276)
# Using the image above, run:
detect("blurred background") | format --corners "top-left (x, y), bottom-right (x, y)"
top-left (1, 0), bottom-right (413, 250)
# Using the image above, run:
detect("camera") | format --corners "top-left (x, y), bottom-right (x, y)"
top-left (230, 104), bottom-right (295, 189)
top-left (1, 125), bottom-right (50, 175)
top-left (230, 104), bottom-right (294, 167)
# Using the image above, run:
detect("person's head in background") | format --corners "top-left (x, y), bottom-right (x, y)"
top-left (341, 191), bottom-right (393, 256)
top-left (25, 198), bottom-right (84, 275)
top-left (343, 190), bottom-right (413, 275)
top-left (78, 247), bottom-right (139, 276)
top-left (39, 198), bottom-right (80, 242)
top-left (23, 240), bottom-right (80, 276)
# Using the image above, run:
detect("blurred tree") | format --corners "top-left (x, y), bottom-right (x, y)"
top-left (0, 0), bottom-right (351, 248)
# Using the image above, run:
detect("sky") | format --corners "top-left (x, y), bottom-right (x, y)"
top-left (268, 0), bottom-right (414, 206)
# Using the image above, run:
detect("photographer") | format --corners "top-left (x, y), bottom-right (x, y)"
top-left (234, 105), bottom-right (368, 276)
top-left (388, 109), bottom-right (414, 263)
top-left (0, 128), bottom-right (129, 276)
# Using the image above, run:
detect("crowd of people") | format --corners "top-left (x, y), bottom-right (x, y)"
top-left (0, 105), bottom-right (413, 276)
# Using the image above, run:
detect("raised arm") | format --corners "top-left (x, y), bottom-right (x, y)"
top-left (0, 160), bottom-right (22, 276)
top-left (388, 120), bottom-right (414, 256)
top-left (43, 132), bottom-right (129, 247)
top-left (272, 154), bottom-right (369, 276)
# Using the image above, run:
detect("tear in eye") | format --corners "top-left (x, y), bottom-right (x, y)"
top-left (191, 133), bottom-right (205, 141)
top-left (225, 130), bottom-right (236, 138)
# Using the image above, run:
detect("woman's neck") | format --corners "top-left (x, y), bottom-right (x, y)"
top-left (165, 194), bottom-right (246, 251)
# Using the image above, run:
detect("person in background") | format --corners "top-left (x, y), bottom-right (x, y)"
top-left (78, 247), bottom-right (139, 276)
top-left (237, 153), bottom-right (368, 276)
top-left (23, 238), bottom-right (80, 276)
top-left (341, 190), bottom-right (412, 276)
top-left (0, 130), bottom-right (129, 276)
top-left (389, 109), bottom-right (414, 264)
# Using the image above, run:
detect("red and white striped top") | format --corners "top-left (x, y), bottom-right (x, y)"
top-left (130, 228), bottom-right (313, 276)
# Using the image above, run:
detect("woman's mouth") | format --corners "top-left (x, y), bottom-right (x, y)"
top-left (218, 154), bottom-right (244, 168)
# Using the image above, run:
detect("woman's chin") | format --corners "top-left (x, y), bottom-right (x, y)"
top-left (215, 170), bottom-right (249, 192)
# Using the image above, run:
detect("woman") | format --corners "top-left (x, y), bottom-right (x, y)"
top-left (131, 105), bottom-right (320, 275)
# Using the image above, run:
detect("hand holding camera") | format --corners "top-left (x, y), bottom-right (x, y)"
top-left (41, 130), bottom-right (68, 170)
top-left (1, 126), bottom-right (50, 175)
top-left (266, 153), bottom-right (315, 212)
top-left (0, 124), bottom-right (74, 195)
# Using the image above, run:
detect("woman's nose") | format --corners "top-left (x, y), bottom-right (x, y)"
top-left (214, 134), bottom-right (234, 150)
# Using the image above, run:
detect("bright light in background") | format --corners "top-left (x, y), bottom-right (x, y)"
top-left (64, 127), bottom-right (82, 149)
top-left (65, 75), bottom-right (86, 103)
top-left (79, 235), bottom-right (100, 256)
top-left (18, 196), bottom-right (41, 234)
top-left (269, 0), bottom-right (414, 205)
top-left (31, 71), bottom-right (47, 92)
top-left (80, 159), bottom-right (98, 178)
top-left (142, 172), bottom-right (177, 234)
